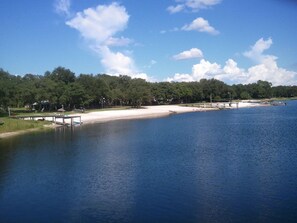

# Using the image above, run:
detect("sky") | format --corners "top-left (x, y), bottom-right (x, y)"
top-left (1, 0), bottom-right (297, 86)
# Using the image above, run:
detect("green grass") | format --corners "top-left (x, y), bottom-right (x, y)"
top-left (0, 117), bottom-right (50, 134)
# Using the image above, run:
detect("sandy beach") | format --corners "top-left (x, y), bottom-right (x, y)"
top-left (78, 105), bottom-right (215, 124)
top-left (74, 101), bottom-right (269, 124)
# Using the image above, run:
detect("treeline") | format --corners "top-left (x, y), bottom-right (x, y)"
top-left (1, 67), bottom-right (297, 111)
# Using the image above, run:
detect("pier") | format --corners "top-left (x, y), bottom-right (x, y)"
top-left (12, 115), bottom-right (82, 126)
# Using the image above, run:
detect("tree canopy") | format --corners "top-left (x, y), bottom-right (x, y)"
top-left (1, 67), bottom-right (297, 111)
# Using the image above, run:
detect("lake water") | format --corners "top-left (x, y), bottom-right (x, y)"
top-left (1, 101), bottom-right (297, 222)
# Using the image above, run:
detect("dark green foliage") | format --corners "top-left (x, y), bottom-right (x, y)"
top-left (45, 67), bottom-right (75, 84)
top-left (128, 78), bottom-right (151, 107)
top-left (0, 67), bottom-right (296, 111)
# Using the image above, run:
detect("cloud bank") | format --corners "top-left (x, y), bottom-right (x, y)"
top-left (168, 38), bottom-right (297, 86)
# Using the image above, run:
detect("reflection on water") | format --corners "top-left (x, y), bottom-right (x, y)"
top-left (1, 101), bottom-right (297, 222)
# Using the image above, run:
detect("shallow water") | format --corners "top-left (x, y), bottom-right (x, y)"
top-left (1, 101), bottom-right (297, 222)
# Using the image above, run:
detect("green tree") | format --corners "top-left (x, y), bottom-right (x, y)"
top-left (45, 67), bottom-right (75, 85)
top-left (128, 78), bottom-right (151, 107)
top-left (240, 91), bottom-right (251, 99)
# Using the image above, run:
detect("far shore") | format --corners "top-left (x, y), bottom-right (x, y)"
top-left (0, 101), bottom-right (271, 139)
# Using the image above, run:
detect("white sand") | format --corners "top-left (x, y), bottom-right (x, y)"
top-left (73, 101), bottom-right (268, 124)
top-left (77, 105), bottom-right (216, 124)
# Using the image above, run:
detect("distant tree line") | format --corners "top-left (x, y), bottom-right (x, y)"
top-left (1, 67), bottom-right (297, 111)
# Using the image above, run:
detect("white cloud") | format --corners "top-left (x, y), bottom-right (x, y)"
top-left (54, 0), bottom-right (71, 17)
top-left (186, 0), bottom-right (222, 10)
top-left (167, 39), bottom-right (297, 85)
top-left (167, 73), bottom-right (195, 82)
top-left (66, 3), bottom-right (129, 45)
top-left (246, 57), bottom-right (297, 86)
top-left (160, 27), bottom-right (179, 34)
top-left (173, 48), bottom-right (203, 60)
top-left (65, 2), bottom-right (147, 78)
top-left (166, 58), bottom-right (247, 83)
top-left (243, 37), bottom-right (277, 63)
top-left (192, 59), bottom-right (221, 80)
top-left (167, 4), bottom-right (185, 14)
top-left (167, 59), bottom-right (221, 82)
top-left (223, 59), bottom-right (242, 75)
top-left (132, 73), bottom-right (150, 81)
top-left (104, 37), bottom-right (133, 47)
top-left (215, 59), bottom-right (247, 83)
top-left (90, 45), bottom-right (150, 81)
top-left (167, 0), bottom-right (222, 13)
top-left (182, 17), bottom-right (219, 35)
top-left (151, 60), bottom-right (157, 65)
top-left (243, 37), bottom-right (297, 85)
top-left (99, 46), bottom-right (136, 75)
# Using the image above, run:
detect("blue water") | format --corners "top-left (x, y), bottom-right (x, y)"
top-left (1, 101), bottom-right (297, 222)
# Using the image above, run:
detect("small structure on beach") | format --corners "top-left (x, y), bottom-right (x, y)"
top-left (58, 105), bottom-right (65, 113)
top-left (57, 108), bottom-right (65, 112)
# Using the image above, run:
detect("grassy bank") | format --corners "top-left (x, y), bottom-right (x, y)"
top-left (0, 117), bottom-right (50, 134)
top-left (0, 106), bottom-right (131, 136)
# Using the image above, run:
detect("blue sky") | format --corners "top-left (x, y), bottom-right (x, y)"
top-left (1, 0), bottom-right (297, 85)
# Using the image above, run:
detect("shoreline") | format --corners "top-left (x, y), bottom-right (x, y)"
top-left (78, 105), bottom-right (218, 125)
top-left (76, 101), bottom-right (271, 125)
top-left (0, 124), bottom-right (56, 139)
top-left (0, 102), bottom-right (270, 139)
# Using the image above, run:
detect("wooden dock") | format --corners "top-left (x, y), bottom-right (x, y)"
top-left (13, 115), bottom-right (82, 126)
